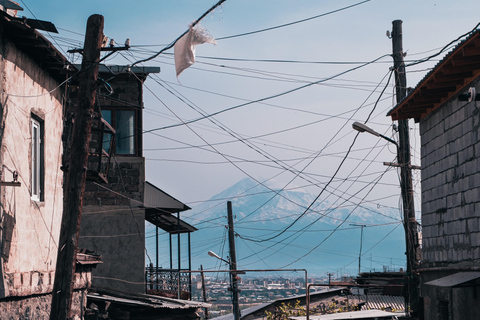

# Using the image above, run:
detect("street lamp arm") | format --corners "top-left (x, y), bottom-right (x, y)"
top-left (378, 133), bottom-right (398, 148)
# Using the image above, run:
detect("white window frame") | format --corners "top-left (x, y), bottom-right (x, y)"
top-left (31, 117), bottom-right (43, 201)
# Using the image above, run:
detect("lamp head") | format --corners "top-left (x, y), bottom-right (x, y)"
top-left (352, 122), bottom-right (380, 137)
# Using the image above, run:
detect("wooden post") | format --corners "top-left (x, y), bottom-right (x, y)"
top-left (391, 19), bottom-right (419, 317)
top-left (200, 265), bottom-right (209, 319)
top-left (50, 14), bottom-right (104, 320)
top-left (227, 201), bottom-right (241, 320)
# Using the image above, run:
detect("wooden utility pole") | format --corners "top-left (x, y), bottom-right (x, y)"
top-left (391, 19), bottom-right (420, 317)
top-left (50, 14), bottom-right (104, 320)
top-left (227, 201), bottom-right (241, 320)
top-left (200, 265), bottom-right (209, 319)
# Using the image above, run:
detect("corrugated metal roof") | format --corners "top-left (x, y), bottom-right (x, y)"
top-left (425, 272), bottom-right (480, 287)
top-left (210, 289), bottom-right (346, 320)
top-left (291, 309), bottom-right (406, 319)
top-left (387, 29), bottom-right (480, 121)
top-left (347, 295), bottom-right (404, 311)
top-left (87, 287), bottom-right (210, 310)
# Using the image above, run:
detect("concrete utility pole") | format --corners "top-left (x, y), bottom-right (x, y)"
top-left (227, 201), bottom-right (241, 320)
top-left (50, 14), bottom-right (104, 320)
top-left (391, 19), bottom-right (420, 317)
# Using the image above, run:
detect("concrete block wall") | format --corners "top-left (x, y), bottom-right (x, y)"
top-left (420, 80), bottom-right (480, 268)
top-left (84, 156), bottom-right (145, 206)
top-left (79, 206), bottom-right (146, 293)
top-left (96, 73), bottom-right (143, 108)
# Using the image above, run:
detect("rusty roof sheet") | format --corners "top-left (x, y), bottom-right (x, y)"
top-left (387, 29), bottom-right (480, 121)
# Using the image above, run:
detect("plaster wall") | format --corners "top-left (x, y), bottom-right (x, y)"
top-left (0, 39), bottom-right (64, 297)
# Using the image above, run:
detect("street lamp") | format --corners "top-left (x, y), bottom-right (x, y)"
top-left (352, 121), bottom-right (419, 314)
top-left (208, 251), bottom-right (229, 264)
top-left (208, 251), bottom-right (241, 320)
top-left (352, 122), bottom-right (398, 147)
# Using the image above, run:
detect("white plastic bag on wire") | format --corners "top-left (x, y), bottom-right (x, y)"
top-left (174, 24), bottom-right (217, 77)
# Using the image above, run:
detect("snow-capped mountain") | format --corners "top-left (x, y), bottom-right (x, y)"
top-left (176, 177), bottom-right (407, 275)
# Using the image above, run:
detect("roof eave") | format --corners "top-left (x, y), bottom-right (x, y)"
top-left (388, 30), bottom-right (480, 122)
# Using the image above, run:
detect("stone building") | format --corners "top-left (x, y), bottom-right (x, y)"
top-left (76, 65), bottom-right (159, 294)
top-left (0, 6), bottom-right (93, 319)
top-left (388, 29), bottom-right (480, 320)
top-left (74, 65), bottom-right (207, 319)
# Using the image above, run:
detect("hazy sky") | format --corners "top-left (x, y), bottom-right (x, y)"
top-left (18, 0), bottom-right (480, 272)
top-left (21, 0), bottom-right (479, 204)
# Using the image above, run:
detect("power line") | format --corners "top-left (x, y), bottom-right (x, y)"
top-left (130, 0), bottom-right (226, 68)
top-left (142, 53), bottom-right (390, 134)
top-left (215, 0), bottom-right (372, 40)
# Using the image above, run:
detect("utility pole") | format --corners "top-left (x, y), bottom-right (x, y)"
top-left (227, 201), bottom-right (241, 320)
top-left (50, 15), bottom-right (104, 320)
top-left (391, 19), bottom-right (419, 317)
top-left (200, 265), bottom-right (209, 319)
top-left (350, 224), bottom-right (366, 275)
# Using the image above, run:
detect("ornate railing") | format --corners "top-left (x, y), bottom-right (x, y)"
top-left (145, 267), bottom-right (191, 299)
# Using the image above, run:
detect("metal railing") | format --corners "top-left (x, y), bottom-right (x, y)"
top-left (145, 267), bottom-right (192, 299)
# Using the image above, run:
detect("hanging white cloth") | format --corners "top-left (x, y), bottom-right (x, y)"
top-left (174, 24), bottom-right (217, 77)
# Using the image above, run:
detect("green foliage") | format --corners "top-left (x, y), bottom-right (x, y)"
top-left (265, 300), bottom-right (306, 320)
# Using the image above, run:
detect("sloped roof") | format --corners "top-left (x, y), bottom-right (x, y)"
top-left (425, 271), bottom-right (480, 287)
top-left (291, 309), bottom-right (405, 320)
top-left (388, 29), bottom-right (480, 121)
top-left (143, 181), bottom-right (196, 234)
top-left (211, 288), bottom-right (346, 320)
top-left (88, 287), bottom-right (210, 310)
top-left (0, 10), bottom-right (76, 81)
top-left (144, 181), bottom-right (191, 213)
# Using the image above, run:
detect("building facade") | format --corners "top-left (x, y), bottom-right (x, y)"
top-left (0, 8), bottom-right (91, 319)
top-left (388, 29), bottom-right (480, 320)
top-left (77, 65), bottom-right (158, 293)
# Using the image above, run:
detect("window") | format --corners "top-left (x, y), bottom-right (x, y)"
top-left (31, 116), bottom-right (44, 201)
top-left (101, 108), bottom-right (140, 156)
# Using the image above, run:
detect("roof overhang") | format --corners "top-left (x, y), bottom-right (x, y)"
top-left (143, 181), bottom-right (196, 234)
top-left (144, 181), bottom-right (191, 213)
top-left (145, 208), bottom-right (197, 234)
top-left (425, 271), bottom-right (480, 287)
top-left (0, 10), bottom-right (77, 82)
top-left (388, 30), bottom-right (480, 122)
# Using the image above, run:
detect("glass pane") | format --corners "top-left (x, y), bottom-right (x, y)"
top-left (101, 110), bottom-right (112, 153)
top-left (32, 125), bottom-right (38, 196)
top-left (115, 110), bottom-right (135, 154)
top-left (31, 121), bottom-right (39, 198)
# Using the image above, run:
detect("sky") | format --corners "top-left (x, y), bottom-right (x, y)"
top-left (16, 0), bottom-right (480, 273)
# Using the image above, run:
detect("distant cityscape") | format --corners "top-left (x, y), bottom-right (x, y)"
top-left (190, 274), bottom-right (344, 318)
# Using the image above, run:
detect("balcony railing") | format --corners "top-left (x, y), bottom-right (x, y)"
top-left (145, 267), bottom-right (192, 300)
